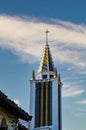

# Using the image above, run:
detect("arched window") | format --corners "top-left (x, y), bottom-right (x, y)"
top-left (0, 117), bottom-right (8, 130)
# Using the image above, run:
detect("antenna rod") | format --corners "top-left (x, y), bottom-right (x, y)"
top-left (45, 29), bottom-right (49, 45)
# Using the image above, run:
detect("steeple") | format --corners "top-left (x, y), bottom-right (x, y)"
top-left (29, 30), bottom-right (62, 130)
top-left (37, 30), bottom-right (56, 79)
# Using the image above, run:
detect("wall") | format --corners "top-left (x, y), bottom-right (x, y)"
top-left (0, 107), bottom-right (18, 130)
top-left (29, 78), bottom-right (60, 130)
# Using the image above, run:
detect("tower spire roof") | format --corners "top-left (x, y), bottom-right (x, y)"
top-left (37, 30), bottom-right (56, 79)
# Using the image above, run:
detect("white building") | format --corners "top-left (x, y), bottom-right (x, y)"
top-left (0, 90), bottom-right (32, 130)
top-left (29, 30), bottom-right (62, 130)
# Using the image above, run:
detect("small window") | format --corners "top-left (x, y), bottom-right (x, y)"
top-left (42, 75), bottom-right (47, 79)
top-left (50, 75), bottom-right (53, 78)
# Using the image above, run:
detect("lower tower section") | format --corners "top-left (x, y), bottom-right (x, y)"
top-left (29, 77), bottom-right (62, 130)
top-left (35, 81), bottom-right (52, 127)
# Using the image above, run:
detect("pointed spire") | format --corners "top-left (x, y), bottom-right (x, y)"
top-left (54, 68), bottom-right (57, 78)
top-left (37, 30), bottom-right (55, 79)
top-left (31, 70), bottom-right (35, 80)
top-left (58, 74), bottom-right (63, 87)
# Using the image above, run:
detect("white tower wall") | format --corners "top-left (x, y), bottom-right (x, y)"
top-left (29, 81), bottom-right (36, 130)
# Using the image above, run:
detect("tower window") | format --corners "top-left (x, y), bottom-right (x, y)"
top-left (50, 75), bottom-right (53, 78)
top-left (42, 75), bottom-right (47, 79)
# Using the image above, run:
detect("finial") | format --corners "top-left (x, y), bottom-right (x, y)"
top-left (31, 70), bottom-right (35, 80)
top-left (45, 29), bottom-right (49, 45)
top-left (58, 74), bottom-right (63, 87)
top-left (54, 68), bottom-right (57, 78)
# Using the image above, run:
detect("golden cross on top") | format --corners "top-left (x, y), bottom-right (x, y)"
top-left (45, 29), bottom-right (50, 45)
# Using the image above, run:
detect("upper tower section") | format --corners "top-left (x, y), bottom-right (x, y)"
top-left (37, 30), bottom-right (57, 80)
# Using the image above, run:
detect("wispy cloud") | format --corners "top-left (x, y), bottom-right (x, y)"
top-left (73, 107), bottom-right (86, 117)
top-left (62, 82), bottom-right (85, 97)
top-left (13, 99), bottom-right (20, 106)
top-left (63, 104), bottom-right (86, 118)
top-left (0, 15), bottom-right (86, 68)
top-left (63, 128), bottom-right (73, 130)
top-left (76, 100), bottom-right (86, 104)
top-left (0, 15), bottom-right (85, 98)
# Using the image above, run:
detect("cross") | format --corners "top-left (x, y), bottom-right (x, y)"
top-left (45, 29), bottom-right (50, 45)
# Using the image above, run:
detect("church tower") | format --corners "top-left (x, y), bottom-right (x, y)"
top-left (29, 30), bottom-right (62, 130)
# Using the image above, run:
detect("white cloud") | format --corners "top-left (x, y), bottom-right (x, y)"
top-left (62, 82), bottom-right (84, 97)
top-left (73, 108), bottom-right (86, 117)
top-left (62, 88), bottom-right (84, 97)
top-left (76, 100), bottom-right (86, 104)
top-left (67, 66), bottom-right (75, 71)
top-left (0, 15), bottom-right (85, 98)
top-left (13, 99), bottom-right (20, 106)
top-left (0, 15), bottom-right (86, 67)
top-left (63, 128), bottom-right (73, 130)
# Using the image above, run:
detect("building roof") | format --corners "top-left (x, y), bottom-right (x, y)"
top-left (0, 90), bottom-right (32, 121)
top-left (37, 43), bottom-right (54, 73)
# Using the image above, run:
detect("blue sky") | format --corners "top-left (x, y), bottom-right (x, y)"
top-left (0, 1), bottom-right (86, 130)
